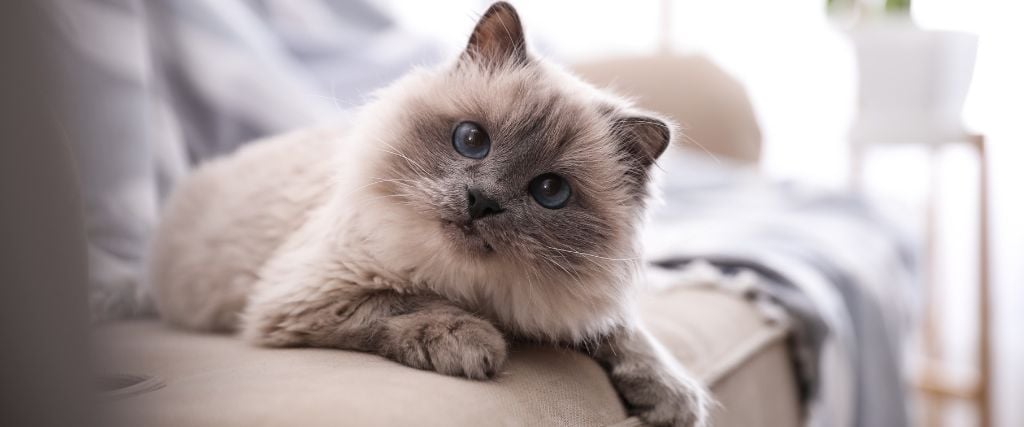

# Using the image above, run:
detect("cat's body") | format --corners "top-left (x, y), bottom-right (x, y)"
top-left (153, 119), bottom-right (628, 343)
top-left (154, 63), bottom-right (634, 345)
top-left (151, 3), bottom-right (709, 426)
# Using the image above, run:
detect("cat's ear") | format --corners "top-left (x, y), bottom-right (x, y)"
top-left (461, 2), bottom-right (527, 68)
top-left (611, 115), bottom-right (671, 173)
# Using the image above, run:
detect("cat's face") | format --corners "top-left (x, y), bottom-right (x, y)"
top-left (361, 3), bottom-right (669, 277)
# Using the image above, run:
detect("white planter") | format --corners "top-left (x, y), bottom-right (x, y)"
top-left (847, 19), bottom-right (978, 144)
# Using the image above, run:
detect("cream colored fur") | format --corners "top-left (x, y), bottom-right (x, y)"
top-left (151, 63), bottom-right (637, 343)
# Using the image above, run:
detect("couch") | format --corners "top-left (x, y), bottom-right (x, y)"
top-left (96, 285), bottom-right (800, 426)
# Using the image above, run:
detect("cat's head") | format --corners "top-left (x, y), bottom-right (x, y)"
top-left (353, 2), bottom-right (670, 292)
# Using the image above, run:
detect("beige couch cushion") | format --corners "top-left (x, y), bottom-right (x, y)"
top-left (95, 287), bottom-right (800, 426)
top-left (574, 55), bottom-right (763, 165)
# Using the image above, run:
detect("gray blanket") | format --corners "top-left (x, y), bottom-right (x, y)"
top-left (644, 149), bottom-right (917, 427)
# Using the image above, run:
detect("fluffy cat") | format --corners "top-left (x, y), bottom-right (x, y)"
top-left (150, 3), bottom-right (710, 426)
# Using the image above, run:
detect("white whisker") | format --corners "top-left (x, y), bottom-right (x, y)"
top-left (543, 245), bottom-right (638, 262)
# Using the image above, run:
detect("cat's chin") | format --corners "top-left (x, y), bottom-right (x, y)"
top-left (441, 219), bottom-right (495, 255)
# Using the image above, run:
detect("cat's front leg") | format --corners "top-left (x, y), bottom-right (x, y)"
top-left (371, 292), bottom-right (508, 379)
top-left (243, 286), bottom-right (507, 380)
top-left (590, 324), bottom-right (712, 427)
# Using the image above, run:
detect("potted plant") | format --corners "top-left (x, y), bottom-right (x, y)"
top-left (831, 0), bottom-right (978, 144)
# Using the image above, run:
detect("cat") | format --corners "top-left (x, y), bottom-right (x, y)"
top-left (150, 2), bottom-right (710, 426)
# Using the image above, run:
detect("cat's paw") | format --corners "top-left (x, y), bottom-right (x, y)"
top-left (631, 377), bottom-right (712, 427)
top-left (384, 310), bottom-right (507, 380)
top-left (610, 363), bottom-right (712, 427)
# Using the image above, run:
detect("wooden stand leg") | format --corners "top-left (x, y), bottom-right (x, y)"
top-left (915, 135), bottom-right (991, 427)
top-left (922, 143), bottom-right (944, 427)
top-left (854, 135), bottom-right (991, 427)
top-left (973, 134), bottom-right (991, 427)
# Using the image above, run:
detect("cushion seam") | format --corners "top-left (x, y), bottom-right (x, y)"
top-left (701, 325), bottom-right (789, 387)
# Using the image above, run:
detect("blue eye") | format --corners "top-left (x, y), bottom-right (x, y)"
top-left (452, 121), bottom-right (490, 159)
top-left (529, 173), bottom-right (571, 209)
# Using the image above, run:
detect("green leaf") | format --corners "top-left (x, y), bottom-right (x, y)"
top-left (885, 0), bottom-right (912, 13)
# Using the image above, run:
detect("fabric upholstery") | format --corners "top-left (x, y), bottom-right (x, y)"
top-left (95, 287), bottom-right (800, 426)
top-left (574, 55), bottom-right (763, 165)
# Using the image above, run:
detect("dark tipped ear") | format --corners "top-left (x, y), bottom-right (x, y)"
top-left (612, 116), bottom-right (671, 173)
top-left (461, 2), bottom-right (527, 67)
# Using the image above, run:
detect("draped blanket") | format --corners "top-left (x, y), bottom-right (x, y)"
top-left (645, 150), bottom-right (917, 427)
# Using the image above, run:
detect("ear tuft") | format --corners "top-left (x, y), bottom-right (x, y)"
top-left (612, 116), bottom-right (671, 172)
top-left (461, 2), bottom-right (527, 68)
